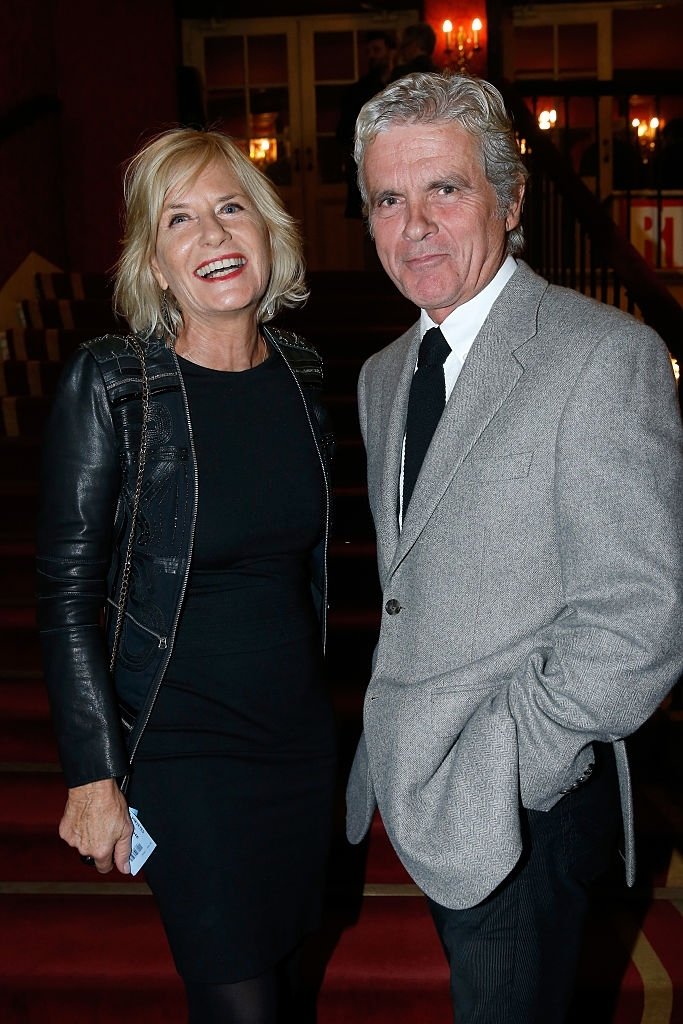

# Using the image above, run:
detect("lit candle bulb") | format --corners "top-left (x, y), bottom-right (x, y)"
top-left (443, 19), bottom-right (453, 50)
top-left (472, 18), bottom-right (482, 48)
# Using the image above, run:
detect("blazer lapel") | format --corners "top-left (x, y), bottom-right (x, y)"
top-left (375, 324), bottom-right (421, 579)
top-left (388, 265), bottom-right (544, 576)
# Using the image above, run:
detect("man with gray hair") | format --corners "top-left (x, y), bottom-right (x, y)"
top-left (345, 71), bottom-right (683, 1022)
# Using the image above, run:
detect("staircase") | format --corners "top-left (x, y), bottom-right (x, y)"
top-left (0, 272), bottom-right (682, 1023)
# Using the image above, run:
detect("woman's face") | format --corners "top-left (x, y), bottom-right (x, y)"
top-left (151, 158), bottom-right (271, 329)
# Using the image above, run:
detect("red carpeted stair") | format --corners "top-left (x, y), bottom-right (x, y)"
top-left (1, 271), bottom-right (682, 1023)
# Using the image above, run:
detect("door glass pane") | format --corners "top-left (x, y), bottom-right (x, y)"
top-left (317, 137), bottom-right (345, 184)
top-left (316, 84), bottom-right (346, 184)
top-left (564, 95), bottom-right (597, 175)
top-left (512, 26), bottom-right (554, 77)
top-left (316, 84), bottom-right (345, 135)
top-left (558, 24), bottom-right (597, 76)
top-left (203, 31), bottom-right (293, 183)
top-left (249, 86), bottom-right (292, 186)
top-left (613, 8), bottom-right (679, 72)
top-left (206, 92), bottom-right (248, 141)
top-left (314, 31), bottom-right (355, 81)
top-left (248, 34), bottom-right (288, 85)
top-left (205, 36), bottom-right (245, 89)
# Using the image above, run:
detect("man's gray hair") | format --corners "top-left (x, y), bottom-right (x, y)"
top-left (354, 72), bottom-right (528, 256)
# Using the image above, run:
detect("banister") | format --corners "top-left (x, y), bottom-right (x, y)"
top-left (501, 83), bottom-right (683, 360)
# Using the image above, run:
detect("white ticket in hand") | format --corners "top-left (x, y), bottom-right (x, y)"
top-left (128, 807), bottom-right (157, 876)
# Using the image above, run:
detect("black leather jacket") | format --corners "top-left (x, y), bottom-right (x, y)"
top-left (36, 326), bottom-right (333, 789)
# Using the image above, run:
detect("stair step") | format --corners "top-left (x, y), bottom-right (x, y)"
top-left (1, 395), bottom-right (51, 438)
top-left (0, 678), bottom-right (369, 769)
top-left (0, 773), bottom-right (150, 884)
top-left (1, 542), bottom-right (381, 610)
top-left (20, 298), bottom-right (119, 332)
top-left (0, 360), bottom-right (63, 398)
top-left (33, 271), bottom-right (113, 303)
top-left (0, 357), bottom-right (369, 403)
top-left (0, 485), bottom-right (371, 541)
top-left (0, 438), bottom-right (42, 482)
top-left (0, 894), bottom-right (451, 1024)
top-left (3, 327), bottom-right (95, 361)
top-left (0, 482), bottom-right (38, 537)
top-left (0, 771), bottom-right (409, 886)
top-left (2, 267), bottom-right (680, 1023)
top-left (1, 892), bottom-right (680, 1023)
top-left (0, 554), bottom-right (37, 605)
top-left (0, 716), bottom-right (57, 763)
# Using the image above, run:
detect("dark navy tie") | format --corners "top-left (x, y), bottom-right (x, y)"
top-left (402, 326), bottom-right (451, 514)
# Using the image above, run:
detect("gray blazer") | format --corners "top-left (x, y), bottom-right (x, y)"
top-left (346, 262), bottom-right (683, 910)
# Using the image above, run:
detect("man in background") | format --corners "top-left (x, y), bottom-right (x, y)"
top-left (389, 22), bottom-right (437, 81)
top-left (336, 30), bottom-right (396, 219)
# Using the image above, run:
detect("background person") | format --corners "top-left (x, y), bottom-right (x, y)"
top-left (37, 127), bottom-right (336, 1024)
top-left (389, 22), bottom-right (438, 82)
top-left (336, 30), bottom-right (396, 219)
top-left (345, 72), bottom-right (683, 1023)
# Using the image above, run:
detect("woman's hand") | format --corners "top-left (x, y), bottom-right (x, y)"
top-left (59, 778), bottom-right (133, 874)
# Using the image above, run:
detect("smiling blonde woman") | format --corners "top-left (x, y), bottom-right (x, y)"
top-left (37, 128), bottom-right (336, 1024)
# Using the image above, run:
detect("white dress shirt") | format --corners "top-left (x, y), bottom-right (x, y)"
top-left (399, 256), bottom-right (518, 526)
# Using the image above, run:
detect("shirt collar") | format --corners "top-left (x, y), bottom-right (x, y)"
top-left (420, 256), bottom-right (518, 362)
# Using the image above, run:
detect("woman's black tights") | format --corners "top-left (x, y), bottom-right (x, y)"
top-left (184, 949), bottom-right (313, 1024)
top-left (185, 970), bottom-right (279, 1024)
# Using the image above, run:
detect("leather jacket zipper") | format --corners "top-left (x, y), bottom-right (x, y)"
top-left (123, 349), bottom-right (199, 781)
top-left (106, 598), bottom-right (168, 649)
top-left (266, 330), bottom-right (331, 652)
top-left (122, 336), bottom-right (329, 785)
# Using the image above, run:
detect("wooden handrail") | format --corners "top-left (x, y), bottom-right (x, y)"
top-left (511, 73), bottom-right (683, 98)
top-left (501, 84), bottom-right (683, 360)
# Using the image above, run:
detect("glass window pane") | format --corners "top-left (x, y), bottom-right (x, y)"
top-left (614, 8), bottom-right (681, 72)
top-left (316, 84), bottom-right (345, 135)
top-left (205, 36), bottom-right (244, 90)
top-left (250, 86), bottom-right (289, 125)
top-left (558, 24), bottom-right (596, 76)
top-left (318, 137), bottom-right (345, 184)
top-left (206, 91), bottom-right (247, 139)
top-left (249, 88), bottom-right (291, 187)
top-left (314, 31), bottom-right (355, 81)
top-left (248, 34), bottom-right (288, 85)
top-left (512, 26), bottom-right (553, 77)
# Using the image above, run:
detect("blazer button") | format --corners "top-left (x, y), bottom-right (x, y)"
top-left (385, 598), bottom-right (402, 615)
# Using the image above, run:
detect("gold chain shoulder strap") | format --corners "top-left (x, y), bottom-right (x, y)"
top-left (109, 336), bottom-right (150, 673)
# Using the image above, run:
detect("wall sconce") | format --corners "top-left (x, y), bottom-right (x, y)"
top-left (249, 137), bottom-right (276, 167)
top-left (631, 116), bottom-right (661, 164)
top-left (538, 108), bottom-right (557, 131)
top-left (249, 113), bottom-right (278, 169)
top-left (442, 16), bottom-right (483, 72)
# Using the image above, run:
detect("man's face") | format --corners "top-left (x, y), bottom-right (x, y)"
top-left (365, 121), bottom-right (524, 323)
top-left (399, 37), bottom-right (421, 62)
top-left (367, 39), bottom-right (389, 69)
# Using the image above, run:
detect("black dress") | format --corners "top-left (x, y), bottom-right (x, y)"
top-left (126, 348), bottom-right (336, 984)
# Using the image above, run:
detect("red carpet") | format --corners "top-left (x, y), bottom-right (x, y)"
top-left (1, 271), bottom-right (683, 1022)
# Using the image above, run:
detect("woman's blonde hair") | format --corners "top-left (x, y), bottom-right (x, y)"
top-left (113, 128), bottom-right (308, 339)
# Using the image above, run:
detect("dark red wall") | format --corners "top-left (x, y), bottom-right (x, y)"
top-left (53, 0), bottom-right (178, 273)
top-left (1, 0), bottom-right (178, 284)
top-left (0, 0), bottom-right (63, 284)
